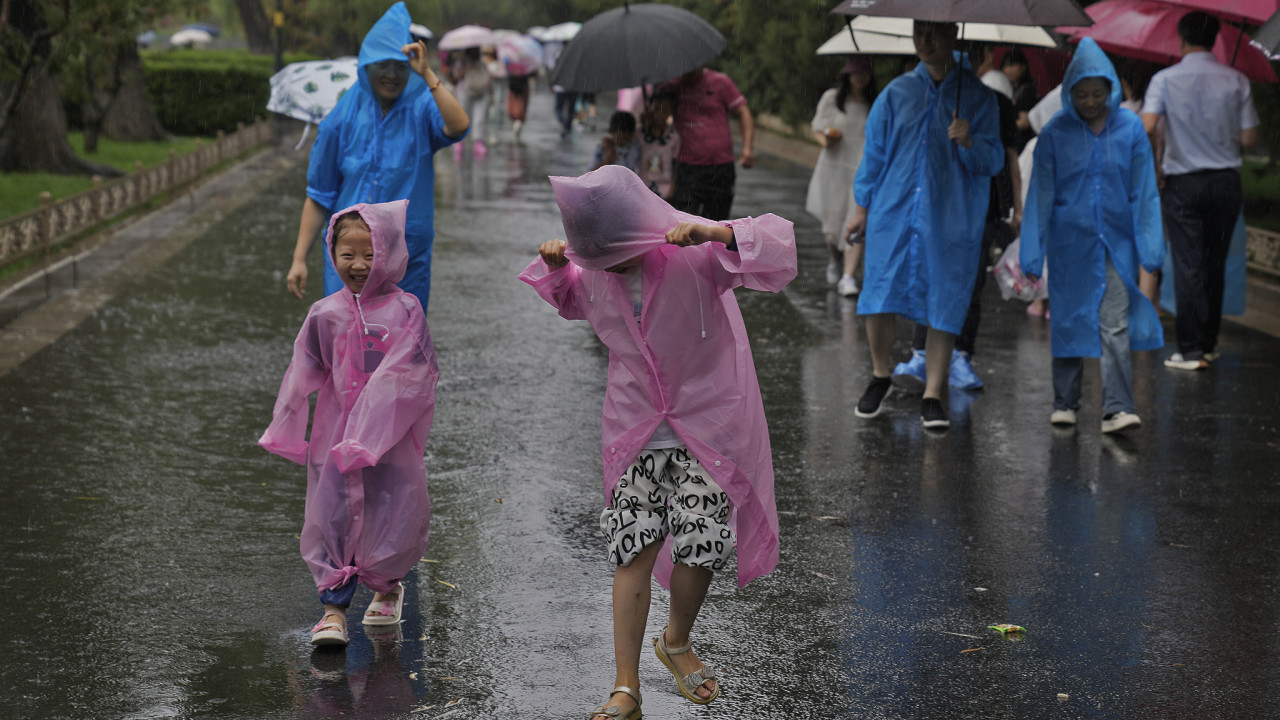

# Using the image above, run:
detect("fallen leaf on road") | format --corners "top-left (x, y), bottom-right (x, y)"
top-left (436, 579), bottom-right (458, 589)
top-left (811, 571), bottom-right (836, 581)
top-left (961, 648), bottom-right (982, 653)
top-left (419, 558), bottom-right (438, 563)
top-left (988, 624), bottom-right (1025, 635)
top-left (941, 631), bottom-right (982, 639)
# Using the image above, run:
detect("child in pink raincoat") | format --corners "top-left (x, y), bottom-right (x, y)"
top-left (260, 199), bottom-right (439, 647)
top-left (518, 165), bottom-right (796, 720)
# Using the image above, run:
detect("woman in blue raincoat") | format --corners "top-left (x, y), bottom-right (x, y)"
top-left (1020, 38), bottom-right (1163, 434)
top-left (286, 2), bottom-right (470, 313)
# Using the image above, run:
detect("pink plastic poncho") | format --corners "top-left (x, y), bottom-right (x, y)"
top-left (518, 166), bottom-right (797, 587)
top-left (260, 199), bottom-right (439, 596)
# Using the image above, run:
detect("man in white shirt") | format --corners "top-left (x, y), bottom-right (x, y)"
top-left (1141, 11), bottom-right (1259, 371)
top-left (972, 43), bottom-right (1014, 100)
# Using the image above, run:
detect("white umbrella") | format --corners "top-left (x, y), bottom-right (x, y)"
top-left (169, 28), bottom-right (214, 47)
top-left (438, 24), bottom-right (497, 51)
top-left (527, 25), bottom-right (550, 42)
top-left (409, 23), bottom-right (433, 42)
top-left (267, 57), bottom-right (359, 148)
top-left (847, 15), bottom-right (1058, 47)
top-left (542, 21), bottom-right (582, 42)
top-left (816, 27), bottom-right (917, 55)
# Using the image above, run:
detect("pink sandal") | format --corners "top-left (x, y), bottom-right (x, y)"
top-left (310, 611), bottom-right (348, 646)
top-left (362, 583), bottom-right (404, 626)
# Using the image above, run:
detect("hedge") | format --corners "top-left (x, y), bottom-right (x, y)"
top-left (141, 50), bottom-right (318, 137)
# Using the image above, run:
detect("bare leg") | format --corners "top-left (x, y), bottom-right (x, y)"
top-left (843, 243), bottom-right (864, 279)
top-left (866, 313), bottom-right (896, 378)
top-left (923, 327), bottom-right (955, 400)
top-left (1139, 268), bottom-right (1160, 308)
top-left (596, 541), bottom-right (661, 718)
top-left (664, 564), bottom-right (717, 700)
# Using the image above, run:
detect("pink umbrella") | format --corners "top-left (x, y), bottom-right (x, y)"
top-left (438, 24), bottom-right (497, 51)
top-left (1058, 0), bottom-right (1279, 83)
top-left (1147, 0), bottom-right (1279, 25)
top-left (498, 33), bottom-right (542, 76)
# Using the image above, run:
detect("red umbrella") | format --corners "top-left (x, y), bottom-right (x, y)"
top-left (1057, 0), bottom-right (1279, 83)
top-left (1146, 0), bottom-right (1279, 26)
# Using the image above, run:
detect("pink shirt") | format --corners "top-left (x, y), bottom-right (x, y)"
top-left (666, 69), bottom-right (745, 166)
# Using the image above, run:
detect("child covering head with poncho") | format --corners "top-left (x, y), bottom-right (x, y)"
top-left (518, 165), bottom-right (796, 720)
top-left (261, 199), bottom-right (439, 646)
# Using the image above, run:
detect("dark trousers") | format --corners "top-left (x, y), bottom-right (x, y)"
top-left (554, 91), bottom-right (578, 134)
top-left (912, 217), bottom-right (1009, 355)
top-left (1163, 169), bottom-right (1242, 357)
top-left (670, 161), bottom-right (735, 221)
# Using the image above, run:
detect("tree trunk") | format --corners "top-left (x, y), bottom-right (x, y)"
top-left (102, 44), bottom-right (167, 142)
top-left (0, 72), bottom-right (121, 176)
top-left (235, 0), bottom-right (274, 54)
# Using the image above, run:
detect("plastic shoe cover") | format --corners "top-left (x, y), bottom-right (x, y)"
top-left (891, 349), bottom-right (927, 393)
top-left (949, 349), bottom-right (984, 390)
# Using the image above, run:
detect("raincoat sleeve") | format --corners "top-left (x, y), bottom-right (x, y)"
top-left (852, 93), bottom-right (892, 209)
top-left (306, 118), bottom-right (344, 211)
top-left (416, 92), bottom-right (465, 153)
top-left (259, 311), bottom-right (328, 465)
top-left (1128, 122), bottom-right (1164, 273)
top-left (518, 257), bottom-right (588, 321)
top-left (957, 92), bottom-right (1005, 178)
top-left (707, 214), bottom-right (798, 293)
top-left (1020, 133), bottom-right (1055, 278)
top-left (330, 321), bottom-right (439, 473)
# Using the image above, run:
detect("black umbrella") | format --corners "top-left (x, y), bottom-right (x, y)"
top-left (830, 0), bottom-right (1091, 26)
top-left (549, 2), bottom-right (725, 93)
top-left (1254, 9), bottom-right (1280, 58)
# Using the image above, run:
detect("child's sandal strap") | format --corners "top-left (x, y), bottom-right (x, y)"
top-left (611, 685), bottom-right (641, 705)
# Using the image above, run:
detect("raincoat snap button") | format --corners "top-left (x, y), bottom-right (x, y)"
top-left (714, 460), bottom-right (722, 467)
top-left (352, 381), bottom-right (358, 387)
top-left (610, 448), bottom-right (616, 454)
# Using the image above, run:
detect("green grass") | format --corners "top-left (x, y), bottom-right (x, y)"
top-left (0, 132), bottom-right (199, 220)
top-left (1243, 160), bottom-right (1280, 233)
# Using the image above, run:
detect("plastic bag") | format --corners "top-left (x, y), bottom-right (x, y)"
top-left (992, 238), bottom-right (1047, 302)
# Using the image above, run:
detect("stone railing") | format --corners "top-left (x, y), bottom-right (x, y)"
top-left (0, 118), bottom-right (271, 275)
top-left (1246, 225), bottom-right (1280, 280)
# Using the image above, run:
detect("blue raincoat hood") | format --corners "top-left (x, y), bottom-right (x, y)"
top-left (356, 2), bottom-right (427, 107)
top-left (1059, 38), bottom-right (1122, 126)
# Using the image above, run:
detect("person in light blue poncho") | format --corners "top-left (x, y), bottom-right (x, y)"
top-left (844, 21), bottom-right (1003, 430)
top-left (1020, 37), bottom-right (1163, 434)
top-left (286, 2), bottom-right (470, 314)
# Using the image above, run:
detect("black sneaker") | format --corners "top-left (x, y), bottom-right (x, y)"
top-left (855, 376), bottom-right (893, 418)
top-left (921, 397), bottom-right (950, 429)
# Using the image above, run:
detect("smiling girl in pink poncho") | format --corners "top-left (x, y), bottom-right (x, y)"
top-left (261, 199), bottom-right (438, 647)
top-left (519, 165), bottom-right (796, 720)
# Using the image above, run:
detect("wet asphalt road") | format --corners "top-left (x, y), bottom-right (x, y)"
top-left (3, 91), bottom-right (1280, 720)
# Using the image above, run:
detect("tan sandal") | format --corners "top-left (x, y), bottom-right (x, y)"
top-left (653, 627), bottom-right (719, 704)
top-left (589, 685), bottom-right (642, 720)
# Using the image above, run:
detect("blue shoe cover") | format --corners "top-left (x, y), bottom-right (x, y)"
top-left (891, 349), bottom-right (927, 393)
top-left (949, 349), bottom-right (984, 390)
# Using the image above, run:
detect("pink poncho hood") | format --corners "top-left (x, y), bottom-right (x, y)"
top-left (521, 167), bottom-right (797, 587)
top-left (261, 199), bottom-right (439, 596)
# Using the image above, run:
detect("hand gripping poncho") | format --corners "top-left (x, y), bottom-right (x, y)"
top-left (518, 166), bottom-right (797, 587)
top-left (261, 199), bottom-right (439, 596)
top-left (1020, 38), bottom-right (1164, 358)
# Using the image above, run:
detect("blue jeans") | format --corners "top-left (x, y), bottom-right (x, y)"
top-left (1052, 258), bottom-right (1134, 415)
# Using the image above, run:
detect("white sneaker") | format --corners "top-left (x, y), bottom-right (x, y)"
top-left (1164, 352), bottom-right (1208, 370)
top-left (826, 259), bottom-right (841, 285)
top-left (1101, 411), bottom-right (1141, 434)
top-left (513, 119), bottom-right (523, 141)
top-left (1050, 409), bottom-right (1077, 426)
top-left (837, 274), bottom-right (860, 297)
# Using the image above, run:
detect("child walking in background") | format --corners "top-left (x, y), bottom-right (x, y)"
top-left (261, 199), bottom-right (440, 646)
top-left (638, 88), bottom-right (681, 199)
top-left (592, 110), bottom-right (643, 173)
top-left (519, 166), bottom-right (796, 720)
top-left (1021, 38), bottom-right (1163, 433)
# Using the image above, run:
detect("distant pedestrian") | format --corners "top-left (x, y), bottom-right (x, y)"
top-left (844, 20), bottom-right (1003, 429)
top-left (262, 200), bottom-right (440, 647)
top-left (456, 47), bottom-right (492, 155)
top-left (519, 166), bottom-right (795, 720)
top-left (805, 56), bottom-right (876, 297)
top-left (637, 88), bottom-right (681, 199)
top-left (591, 111), bottom-right (643, 173)
top-left (661, 66), bottom-right (755, 221)
top-left (1141, 11), bottom-right (1260, 371)
top-left (1021, 39), bottom-right (1164, 433)
top-left (506, 73), bottom-right (533, 142)
top-left (554, 84), bottom-right (579, 137)
top-left (1002, 48), bottom-right (1038, 150)
top-left (285, 2), bottom-right (469, 315)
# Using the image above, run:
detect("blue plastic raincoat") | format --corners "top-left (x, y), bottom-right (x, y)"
top-left (307, 1), bottom-right (466, 312)
top-left (1020, 38), bottom-right (1164, 358)
top-left (853, 55), bottom-right (1004, 333)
